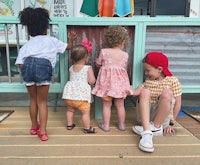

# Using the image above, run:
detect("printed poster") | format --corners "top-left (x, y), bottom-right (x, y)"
top-left (24, 0), bottom-right (74, 17)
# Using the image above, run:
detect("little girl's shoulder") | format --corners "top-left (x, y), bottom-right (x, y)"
top-left (82, 65), bottom-right (92, 72)
top-left (99, 48), bottom-right (110, 58)
top-left (101, 48), bottom-right (109, 53)
top-left (82, 64), bottom-right (92, 67)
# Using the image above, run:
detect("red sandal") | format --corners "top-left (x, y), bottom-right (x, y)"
top-left (30, 127), bottom-right (39, 135)
top-left (30, 122), bottom-right (40, 135)
top-left (37, 130), bottom-right (48, 141)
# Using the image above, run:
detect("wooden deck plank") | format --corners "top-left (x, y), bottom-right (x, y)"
top-left (0, 158), bottom-right (200, 165)
top-left (0, 106), bottom-right (200, 165)
top-left (0, 127), bottom-right (192, 138)
top-left (0, 135), bottom-right (199, 145)
top-left (0, 146), bottom-right (200, 157)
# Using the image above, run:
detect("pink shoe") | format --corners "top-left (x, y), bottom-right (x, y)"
top-left (98, 123), bottom-right (110, 132)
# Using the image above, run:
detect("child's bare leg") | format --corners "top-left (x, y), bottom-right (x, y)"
top-left (102, 100), bottom-right (112, 129)
top-left (66, 105), bottom-right (75, 126)
top-left (114, 98), bottom-right (126, 130)
top-left (153, 88), bottom-right (172, 128)
top-left (26, 85), bottom-right (38, 128)
top-left (81, 110), bottom-right (90, 129)
top-left (36, 85), bottom-right (49, 134)
top-left (138, 89), bottom-right (151, 131)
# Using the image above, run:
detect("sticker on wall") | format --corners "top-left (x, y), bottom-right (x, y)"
top-left (0, 0), bottom-right (24, 44)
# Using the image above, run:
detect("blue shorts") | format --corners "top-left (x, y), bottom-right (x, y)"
top-left (22, 57), bottom-right (52, 86)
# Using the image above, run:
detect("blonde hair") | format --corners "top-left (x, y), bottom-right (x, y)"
top-left (103, 26), bottom-right (128, 48)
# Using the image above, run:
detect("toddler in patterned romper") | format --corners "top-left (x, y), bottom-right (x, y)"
top-left (62, 39), bottom-right (96, 133)
top-left (132, 52), bottom-right (182, 153)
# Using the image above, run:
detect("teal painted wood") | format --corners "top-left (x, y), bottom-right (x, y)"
top-left (94, 96), bottom-right (103, 120)
top-left (1, 16), bottom-right (200, 94)
top-left (0, 83), bottom-right (62, 93)
top-left (132, 22), bottom-right (146, 88)
top-left (58, 21), bottom-right (68, 88)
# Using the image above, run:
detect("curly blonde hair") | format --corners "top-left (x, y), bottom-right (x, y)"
top-left (103, 26), bottom-right (128, 48)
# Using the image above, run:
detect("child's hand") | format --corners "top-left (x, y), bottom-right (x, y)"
top-left (163, 125), bottom-right (175, 134)
top-left (131, 88), bottom-right (135, 96)
top-left (68, 31), bottom-right (77, 41)
top-left (66, 31), bottom-right (77, 50)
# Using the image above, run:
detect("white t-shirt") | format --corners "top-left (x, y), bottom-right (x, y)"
top-left (15, 35), bottom-right (67, 68)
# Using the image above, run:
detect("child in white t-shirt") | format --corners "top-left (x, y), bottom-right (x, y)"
top-left (15, 7), bottom-right (77, 141)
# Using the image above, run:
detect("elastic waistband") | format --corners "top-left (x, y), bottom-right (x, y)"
top-left (26, 57), bottom-right (50, 62)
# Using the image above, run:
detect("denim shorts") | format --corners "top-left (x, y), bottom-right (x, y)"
top-left (22, 57), bottom-right (52, 86)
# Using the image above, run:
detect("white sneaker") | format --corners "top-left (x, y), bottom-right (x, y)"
top-left (132, 122), bottom-right (163, 136)
top-left (139, 130), bottom-right (154, 153)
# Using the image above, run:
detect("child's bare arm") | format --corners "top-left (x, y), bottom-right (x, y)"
top-left (173, 95), bottom-right (182, 120)
top-left (163, 95), bottom-right (182, 134)
top-left (87, 66), bottom-right (96, 85)
top-left (66, 31), bottom-right (77, 50)
top-left (132, 86), bottom-right (143, 96)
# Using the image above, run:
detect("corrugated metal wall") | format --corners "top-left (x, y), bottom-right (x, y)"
top-left (145, 26), bottom-right (200, 85)
top-left (68, 26), bottom-right (135, 83)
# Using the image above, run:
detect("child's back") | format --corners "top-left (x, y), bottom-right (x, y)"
top-left (63, 65), bottom-right (92, 103)
top-left (101, 48), bottom-right (128, 66)
top-left (92, 48), bottom-right (133, 99)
